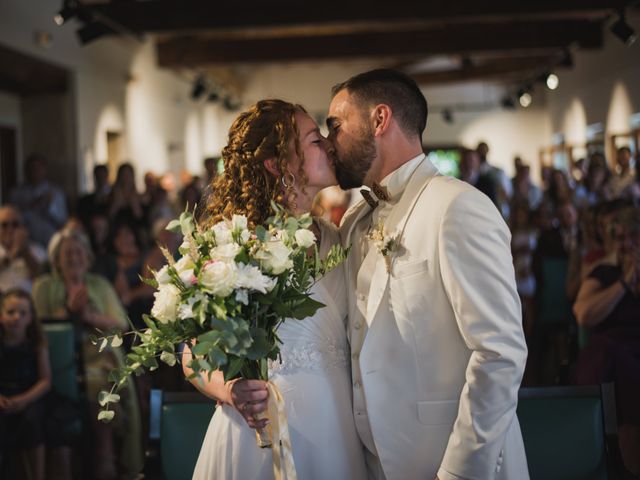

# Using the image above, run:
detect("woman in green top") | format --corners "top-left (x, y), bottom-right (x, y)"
top-left (32, 228), bottom-right (143, 480)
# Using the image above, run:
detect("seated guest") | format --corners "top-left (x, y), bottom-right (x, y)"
top-left (573, 207), bottom-right (640, 475)
top-left (606, 147), bottom-right (635, 199)
top-left (9, 153), bottom-right (68, 248)
top-left (459, 148), bottom-right (497, 204)
top-left (0, 206), bottom-right (46, 294)
top-left (32, 229), bottom-right (143, 480)
top-left (510, 201), bottom-right (538, 336)
top-left (0, 288), bottom-right (74, 480)
top-left (109, 163), bottom-right (145, 228)
top-left (77, 164), bottom-right (111, 228)
top-left (574, 154), bottom-right (610, 209)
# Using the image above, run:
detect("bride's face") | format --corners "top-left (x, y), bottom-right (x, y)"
top-left (291, 112), bottom-right (337, 190)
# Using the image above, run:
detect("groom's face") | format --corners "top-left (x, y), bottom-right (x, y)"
top-left (327, 89), bottom-right (377, 189)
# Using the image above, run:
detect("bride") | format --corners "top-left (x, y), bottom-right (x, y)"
top-left (183, 99), bottom-right (367, 480)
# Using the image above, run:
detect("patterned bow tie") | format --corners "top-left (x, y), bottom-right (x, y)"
top-left (360, 182), bottom-right (390, 210)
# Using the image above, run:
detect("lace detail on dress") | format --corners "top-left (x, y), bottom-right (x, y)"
top-left (268, 339), bottom-right (349, 376)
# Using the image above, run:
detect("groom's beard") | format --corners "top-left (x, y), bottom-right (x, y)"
top-left (334, 126), bottom-right (376, 190)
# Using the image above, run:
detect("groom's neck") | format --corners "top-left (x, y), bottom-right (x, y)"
top-left (365, 145), bottom-right (423, 186)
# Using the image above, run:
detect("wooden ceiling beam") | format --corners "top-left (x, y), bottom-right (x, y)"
top-left (156, 20), bottom-right (603, 66)
top-left (409, 56), bottom-right (561, 85)
top-left (89, 0), bottom-right (628, 32)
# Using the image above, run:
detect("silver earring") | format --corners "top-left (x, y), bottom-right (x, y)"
top-left (281, 172), bottom-right (296, 188)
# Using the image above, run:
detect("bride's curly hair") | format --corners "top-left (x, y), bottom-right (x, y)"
top-left (202, 99), bottom-right (309, 228)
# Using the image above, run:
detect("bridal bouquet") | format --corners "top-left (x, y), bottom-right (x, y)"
top-left (94, 204), bottom-right (348, 445)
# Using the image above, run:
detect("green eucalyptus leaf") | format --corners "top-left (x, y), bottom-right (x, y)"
top-left (98, 410), bottom-right (115, 423)
top-left (160, 350), bottom-right (177, 366)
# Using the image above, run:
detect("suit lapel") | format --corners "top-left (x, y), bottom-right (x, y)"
top-left (365, 158), bottom-right (440, 325)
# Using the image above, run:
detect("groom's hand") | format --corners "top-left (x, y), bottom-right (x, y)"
top-left (228, 379), bottom-right (269, 429)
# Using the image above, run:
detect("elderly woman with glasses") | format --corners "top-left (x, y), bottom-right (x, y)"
top-left (32, 228), bottom-right (143, 480)
top-left (0, 205), bottom-right (47, 294)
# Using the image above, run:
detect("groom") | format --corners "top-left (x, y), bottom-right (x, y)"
top-left (328, 69), bottom-right (529, 480)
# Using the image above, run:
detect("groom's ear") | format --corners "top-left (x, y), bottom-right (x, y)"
top-left (371, 104), bottom-right (391, 137)
top-left (263, 158), bottom-right (280, 178)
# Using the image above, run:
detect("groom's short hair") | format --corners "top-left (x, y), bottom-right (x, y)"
top-left (331, 69), bottom-right (428, 139)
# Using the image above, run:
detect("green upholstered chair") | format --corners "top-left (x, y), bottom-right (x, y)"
top-left (517, 384), bottom-right (628, 480)
top-left (43, 322), bottom-right (80, 401)
top-left (42, 322), bottom-right (83, 438)
top-left (147, 389), bottom-right (215, 480)
top-left (537, 257), bottom-right (572, 324)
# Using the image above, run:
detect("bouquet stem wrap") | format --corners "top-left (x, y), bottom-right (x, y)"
top-left (256, 381), bottom-right (297, 480)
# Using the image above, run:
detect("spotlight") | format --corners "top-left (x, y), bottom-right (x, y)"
top-left (191, 76), bottom-right (207, 100)
top-left (519, 92), bottom-right (532, 108)
top-left (559, 51), bottom-right (574, 68)
top-left (501, 96), bottom-right (516, 110)
top-left (53, 1), bottom-right (77, 26)
top-left (76, 21), bottom-right (113, 45)
top-left (222, 96), bottom-right (241, 111)
top-left (610, 12), bottom-right (636, 46)
top-left (546, 73), bottom-right (559, 90)
top-left (441, 108), bottom-right (454, 124)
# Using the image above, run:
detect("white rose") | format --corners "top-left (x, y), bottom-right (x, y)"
top-left (212, 222), bottom-right (233, 245)
top-left (174, 255), bottom-right (196, 287)
top-left (240, 229), bottom-right (250, 244)
top-left (212, 243), bottom-right (241, 261)
top-left (200, 260), bottom-right (237, 297)
top-left (256, 240), bottom-right (293, 275)
top-left (151, 284), bottom-right (181, 323)
top-left (294, 229), bottom-right (316, 248)
top-left (232, 215), bottom-right (248, 231)
top-left (154, 265), bottom-right (171, 285)
top-left (235, 263), bottom-right (277, 293)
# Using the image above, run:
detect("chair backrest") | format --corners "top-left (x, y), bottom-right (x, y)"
top-left (517, 384), bottom-right (619, 480)
top-left (537, 257), bottom-right (572, 323)
top-left (43, 322), bottom-right (79, 402)
top-left (149, 389), bottom-right (215, 480)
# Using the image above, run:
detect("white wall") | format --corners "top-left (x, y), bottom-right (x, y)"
top-left (546, 11), bottom-right (640, 162)
top-left (0, 0), bottom-right (204, 192)
top-left (0, 91), bottom-right (22, 166)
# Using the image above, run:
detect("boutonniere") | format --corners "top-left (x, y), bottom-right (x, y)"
top-left (368, 220), bottom-right (400, 272)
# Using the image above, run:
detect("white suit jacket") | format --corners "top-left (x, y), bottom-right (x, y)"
top-left (340, 158), bottom-right (529, 480)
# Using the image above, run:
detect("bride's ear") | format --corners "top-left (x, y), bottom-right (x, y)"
top-left (263, 158), bottom-right (281, 178)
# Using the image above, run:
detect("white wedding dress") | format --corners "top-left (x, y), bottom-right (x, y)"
top-left (192, 221), bottom-right (367, 480)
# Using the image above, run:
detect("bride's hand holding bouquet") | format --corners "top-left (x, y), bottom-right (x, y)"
top-left (94, 203), bottom-right (347, 448)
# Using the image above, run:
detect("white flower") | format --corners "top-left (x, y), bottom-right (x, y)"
top-left (154, 265), bottom-right (171, 285)
top-left (200, 260), bottom-right (238, 297)
top-left (151, 284), bottom-right (181, 323)
top-left (235, 263), bottom-right (277, 293)
top-left (212, 221), bottom-right (233, 245)
top-left (255, 240), bottom-right (293, 275)
top-left (174, 255), bottom-right (196, 287)
top-left (177, 292), bottom-right (205, 320)
top-left (212, 243), bottom-right (241, 261)
top-left (232, 215), bottom-right (248, 231)
top-left (240, 229), bottom-right (250, 243)
top-left (295, 229), bottom-right (316, 248)
top-left (235, 289), bottom-right (249, 305)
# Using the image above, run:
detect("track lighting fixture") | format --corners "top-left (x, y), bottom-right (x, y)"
top-left (191, 76), bottom-right (207, 100)
top-left (610, 11), bottom-right (636, 46)
top-left (53, 0), bottom-right (77, 26)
